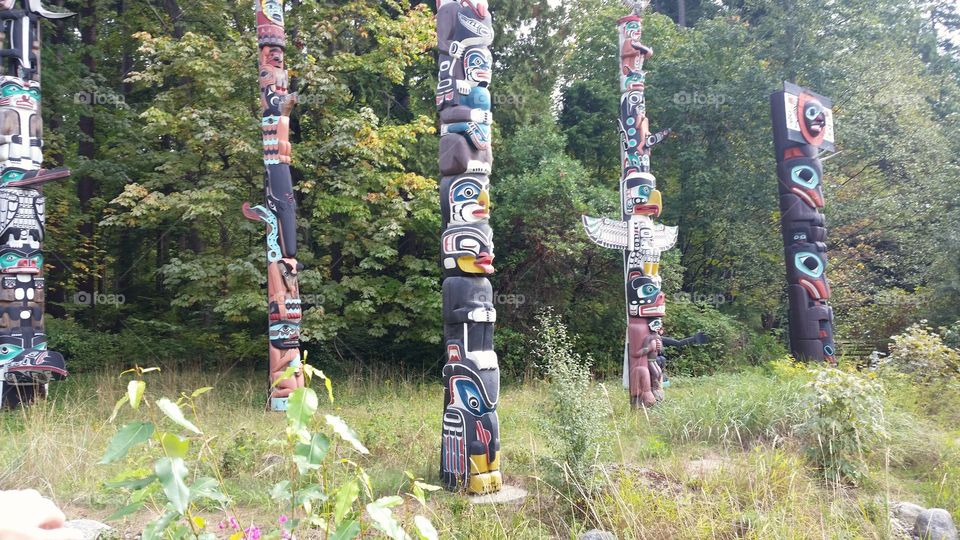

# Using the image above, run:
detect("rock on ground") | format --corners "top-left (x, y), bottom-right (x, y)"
top-left (913, 508), bottom-right (958, 540)
top-left (64, 519), bottom-right (113, 540)
top-left (894, 501), bottom-right (927, 524)
top-left (579, 530), bottom-right (616, 540)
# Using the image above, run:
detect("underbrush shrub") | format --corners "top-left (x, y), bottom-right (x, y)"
top-left (532, 308), bottom-right (611, 486)
top-left (666, 300), bottom-right (744, 376)
top-left (882, 322), bottom-right (960, 383)
top-left (800, 367), bottom-right (888, 484)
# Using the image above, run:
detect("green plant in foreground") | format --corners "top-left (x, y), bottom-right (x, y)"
top-left (100, 364), bottom-right (440, 539)
top-left (800, 366), bottom-right (888, 484)
top-left (532, 308), bottom-right (611, 486)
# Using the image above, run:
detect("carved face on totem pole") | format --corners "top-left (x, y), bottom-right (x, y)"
top-left (621, 172), bottom-right (661, 217)
top-left (778, 157), bottom-right (824, 209)
top-left (619, 16), bottom-right (651, 91)
top-left (627, 274), bottom-right (664, 317)
top-left (440, 175), bottom-right (490, 227)
top-left (0, 78), bottom-right (41, 176)
top-left (441, 224), bottom-right (494, 276)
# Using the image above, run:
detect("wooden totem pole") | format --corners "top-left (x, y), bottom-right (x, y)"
top-left (582, 0), bottom-right (677, 408)
top-left (242, 0), bottom-right (305, 411)
top-left (0, 0), bottom-right (73, 408)
top-left (770, 82), bottom-right (837, 363)
top-left (435, 0), bottom-right (502, 494)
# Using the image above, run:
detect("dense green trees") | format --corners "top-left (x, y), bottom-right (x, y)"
top-left (39, 0), bottom-right (960, 375)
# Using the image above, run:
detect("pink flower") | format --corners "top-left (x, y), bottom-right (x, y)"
top-left (278, 515), bottom-right (288, 524)
top-left (229, 516), bottom-right (239, 529)
top-left (244, 525), bottom-right (261, 540)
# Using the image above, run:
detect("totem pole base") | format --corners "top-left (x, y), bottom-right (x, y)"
top-left (269, 397), bottom-right (289, 412)
top-left (468, 484), bottom-right (528, 505)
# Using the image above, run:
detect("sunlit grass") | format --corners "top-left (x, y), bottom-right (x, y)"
top-left (1, 365), bottom-right (957, 538)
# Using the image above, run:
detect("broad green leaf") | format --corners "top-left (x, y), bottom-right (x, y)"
top-left (156, 397), bottom-right (201, 434)
top-left (190, 387), bottom-right (213, 398)
top-left (366, 498), bottom-right (410, 540)
top-left (141, 510), bottom-right (178, 540)
top-left (108, 395), bottom-right (129, 423)
top-left (414, 515), bottom-right (439, 540)
top-left (271, 365), bottom-right (298, 388)
top-left (326, 415), bottom-right (369, 454)
top-left (128, 380), bottom-right (146, 410)
top-left (105, 500), bottom-right (145, 521)
top-left (190, 477), bottom-right (229, 503)
top-left (293, 433), bottom-right (330, 474)
top-left (287, 387), bottom-right (318, 430)
top-left (154, 457), bottom-right (190, 514)
top-left (270, 480), bottom-right (292, 502)
top-left (100, 421), bottom-right (154, 464)
top-left (158, 432), bottom-right (189, 458)
top-left (105, 475), bottom-right (156, 490)
top-left (294, 483), bottom-right (328, 507)
top-left (330, 520), bottom-right (360, 540)
top-left (333, 479), bottom-right (359, 526)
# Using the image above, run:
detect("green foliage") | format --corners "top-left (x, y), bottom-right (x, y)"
top-left (799, 367), bottom-right (888, 484)
top-left (652, 362), bottom-right (810, 446)
top-left (532, 309), bottom-right (611, 485)
top-left (663, 300), bottom-right (744, 375)
top-left (883, 322), bottom-right (960, 383)
top-left (99, 365), bottom-right (438, 538)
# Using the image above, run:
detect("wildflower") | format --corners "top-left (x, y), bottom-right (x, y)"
top-left (229, 516), bottom-right (239, 529)
top-left (244, 525), bottom-right (261, 540)
top-left (278, 515), bottom-right (288, 524)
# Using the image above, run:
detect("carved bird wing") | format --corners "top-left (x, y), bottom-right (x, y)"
top-left (582, 215), bottom-right (630, 250)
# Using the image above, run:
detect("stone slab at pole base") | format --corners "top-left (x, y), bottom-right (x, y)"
top-left (468, 484), bottom-right (528, 505)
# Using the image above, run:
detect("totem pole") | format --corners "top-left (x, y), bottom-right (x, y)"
top-left (770, 82), bottom-right (837, 363)
top-left (0, 0), bottom-right (73, 408)
top-left (435, 0), bottom-right (501, 494)
top-left (241, 0), bottom-right (305, 411)
top-left (582, 0), bottom-right (677, 408)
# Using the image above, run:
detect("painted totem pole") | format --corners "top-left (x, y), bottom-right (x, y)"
top-left (435, 0), bottom-right (501, 494)
top-left (770, 82), bottom-right (837, 363)
top-left (582, 0), bottom-right (677, 408)
top-left (0, 0), bottom-right (72, 408)
top-left (242, 0), bottom-right (305, 411)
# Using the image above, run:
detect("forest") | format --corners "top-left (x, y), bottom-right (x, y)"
top-left (1, 0), bottom-right (960, 538)
top-left (35, 0), bottom-right (959, 377)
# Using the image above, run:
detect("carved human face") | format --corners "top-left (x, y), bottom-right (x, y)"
top-left (463, 48), bottom-right (492, 86)
top-left (802, 98), bottom-right (826, 135)
top-left (0, 248), bottom-right (41, 274)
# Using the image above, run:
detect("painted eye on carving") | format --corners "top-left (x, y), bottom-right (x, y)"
top-left (459, 238), bottom-right (480, 254)
top-left (455, 379), bottom-right (490, 416)
top-left (805, 103), bottom-right (822, 121)
top-left (791, 165), bottom-right (819, 188)
top-left (794, 251), bottom-right (824, 278)
top-left (0, 343), bottom-right (22, 362)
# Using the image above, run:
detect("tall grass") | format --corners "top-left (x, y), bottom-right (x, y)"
top-left (1, 364), bottom-right (957, 538)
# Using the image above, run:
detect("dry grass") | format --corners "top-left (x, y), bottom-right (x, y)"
top-left (0, 366), bottom-right (955, 538)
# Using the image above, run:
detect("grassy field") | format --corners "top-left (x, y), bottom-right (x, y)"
top-left (1, 363), bottom-right (958, 539)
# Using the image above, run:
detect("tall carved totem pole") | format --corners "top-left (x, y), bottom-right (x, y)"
top-left (435, 0), bottom-right (501, 494)
top-left (242, 0), bottom-right (305, 411)
top-left (582, 0), bottom-right (677, 409)
top-left (0, 0), bottom-right (72, 408)
top-left (770, 82), bottom-right (837, 363)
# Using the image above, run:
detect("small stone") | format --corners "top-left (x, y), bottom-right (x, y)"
top-left (913, 508), bottom-right (958, 540)
top-left (894, 501), bottom-right (927, 524)
top-left (64, 519), bottom-right (113, 540)
top-left (579, 530), bottom-right (616, 540)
